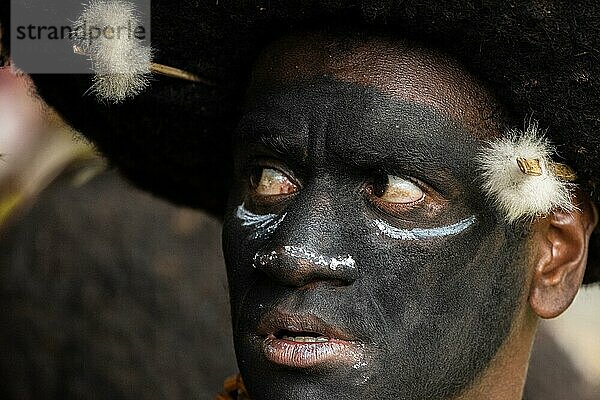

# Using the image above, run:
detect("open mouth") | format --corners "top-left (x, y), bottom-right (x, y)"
top-left (257, 311), bottom-right (363, 368)
top-left (275, 329), bottom-right (330, 343)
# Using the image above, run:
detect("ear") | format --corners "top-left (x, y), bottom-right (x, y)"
top-left (529, 191), bottom-right (598, 318)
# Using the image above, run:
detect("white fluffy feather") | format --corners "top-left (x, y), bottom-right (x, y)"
top-left (478, 121), bottom-right (575, 223)
top-left (73, 0), bottom-right (152, 103)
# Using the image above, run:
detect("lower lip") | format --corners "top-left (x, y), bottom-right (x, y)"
top-left (262, 336), bottom-right (360, 368)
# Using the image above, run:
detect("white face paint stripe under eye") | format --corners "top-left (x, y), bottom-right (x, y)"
top-left (374, 216), bottom-right (477, 240)
top-left (236, 203), bottom-right (287, 239)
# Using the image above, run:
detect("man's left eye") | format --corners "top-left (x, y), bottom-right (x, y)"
top-left (370, 174), bottom-right (425, 204)
top-left (250, 167), bottom-right (298, 196)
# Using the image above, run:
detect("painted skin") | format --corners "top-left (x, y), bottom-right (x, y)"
top-left (222, 33), bottom-right (532, 400)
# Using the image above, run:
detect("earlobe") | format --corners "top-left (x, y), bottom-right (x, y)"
top-left (528, 193), bottom-right (598, 319)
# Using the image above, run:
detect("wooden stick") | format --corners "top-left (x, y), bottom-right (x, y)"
top-left (150, 62), bottom-right (215, 86)
top-left (73, 45), bottom-right (215, 86)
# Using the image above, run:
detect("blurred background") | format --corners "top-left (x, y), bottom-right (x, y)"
top-left (0, 69), bottom-right (237, 399)
top-left (0, 67), bottom-right (598, 400)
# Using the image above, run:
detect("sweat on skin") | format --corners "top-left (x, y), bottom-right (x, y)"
top-left (221, 32), bottom-right (595, 400)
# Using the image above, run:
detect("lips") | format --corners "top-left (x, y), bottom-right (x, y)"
top-left (257, 311), bottom-right (364, 368)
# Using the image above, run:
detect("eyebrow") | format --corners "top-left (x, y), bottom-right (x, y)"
top-left (258, 133), bottom-right (304, 159)
top-left (235, 114), bottom-right (309, 164)
top-left (324, 98), bottom-right (482, 192)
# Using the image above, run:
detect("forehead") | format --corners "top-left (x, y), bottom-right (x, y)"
top-left (247, 31), bottom-right (507, 139)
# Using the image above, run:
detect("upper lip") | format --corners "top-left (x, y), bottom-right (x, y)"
top-left (256, 309), bottom-right (356, 342)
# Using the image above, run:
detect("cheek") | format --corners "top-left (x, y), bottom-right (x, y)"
top-left (361, 219), bottom-right (529, 368)
top-left (222, 207), bottom-right (272, 302)
top-left (365, 222), bottom-right (527, 325)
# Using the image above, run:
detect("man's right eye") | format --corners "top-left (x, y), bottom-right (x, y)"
top-left (250, 167), bottom-right (298, 197)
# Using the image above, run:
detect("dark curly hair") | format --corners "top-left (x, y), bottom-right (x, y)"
top-left (2, 0), bottom-right (600, 281)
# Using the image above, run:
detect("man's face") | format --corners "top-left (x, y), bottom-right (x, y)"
top-left (222, 33), bottom-right (531, 399)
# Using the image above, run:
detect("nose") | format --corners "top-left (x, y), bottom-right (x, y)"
top-left (252, 189), bottom-right (360, 287)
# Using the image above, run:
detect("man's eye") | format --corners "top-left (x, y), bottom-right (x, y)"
top-left (250, 167), bottom-right (298, 196)
top-left (371, 174), bottom-right (424, 204)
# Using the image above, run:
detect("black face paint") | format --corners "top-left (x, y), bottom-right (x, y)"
top-left (222, 77), bottom-right (529, 400)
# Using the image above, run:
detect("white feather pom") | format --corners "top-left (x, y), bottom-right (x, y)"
top-left (478, 121), bottom-right (576, 223)
top-left (72, 0), bottom-right (152, 103)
